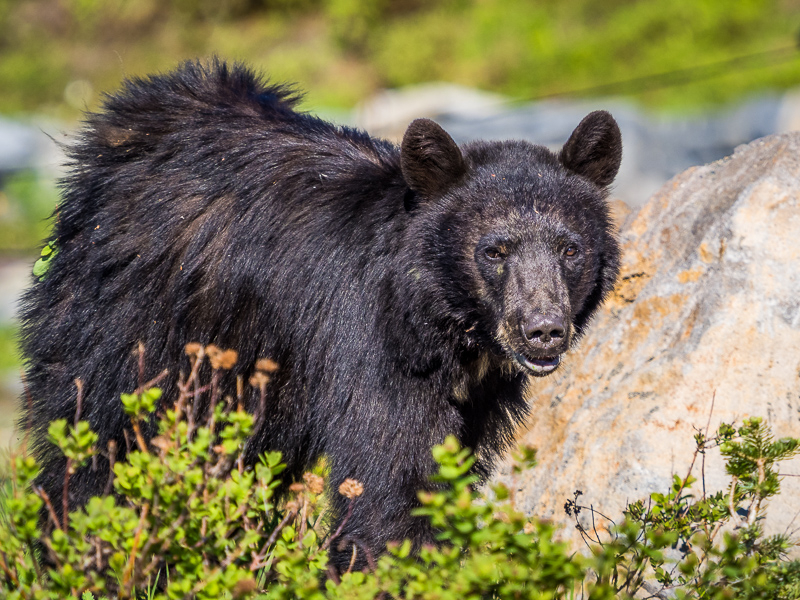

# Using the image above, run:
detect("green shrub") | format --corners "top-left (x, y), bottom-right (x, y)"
top-left (1, 345), bottom-right (798, 598)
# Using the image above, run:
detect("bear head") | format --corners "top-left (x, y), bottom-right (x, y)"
top-left (400, 111), bottom-right (622, 376)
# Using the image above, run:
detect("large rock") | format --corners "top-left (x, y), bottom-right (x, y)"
top-left (497, 133), bottom-right (800, 543)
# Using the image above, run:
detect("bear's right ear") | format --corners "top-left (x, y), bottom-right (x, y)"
top-left (401, 119), bottom-right (466, 198)
top-left (558, 110), bottom-right (622, 189)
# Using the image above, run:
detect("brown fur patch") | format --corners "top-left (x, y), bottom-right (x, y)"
top-left (452, 352), bottom-right (492, 402)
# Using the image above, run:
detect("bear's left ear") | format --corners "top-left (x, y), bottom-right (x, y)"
top-left (558, 111), bottom-right (622, 189)
top-left (401, 119), bottom-right (466, 198)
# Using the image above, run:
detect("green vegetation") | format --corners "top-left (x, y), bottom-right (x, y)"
top-left (0, 0), bottom-right (798, 119)
top-left (0, 325), bottom-right (19, 371)
top-left (1, 344), bottom-right (798, 598)
top-left (0, 171), bottom-right (59, 254)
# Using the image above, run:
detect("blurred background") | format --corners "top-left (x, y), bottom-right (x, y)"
top-left (1, 0), bottom-right (800, 451)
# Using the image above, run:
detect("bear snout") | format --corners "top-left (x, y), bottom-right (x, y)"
top-left (507, 311), bottom-right (571, 375)
top-left (519, 312), bottom-right (570, 354)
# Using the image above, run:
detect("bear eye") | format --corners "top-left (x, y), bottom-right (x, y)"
top-left (564, 244), bottom-right (579, 258)
top-left (485, 247), bottom-right (507, 261)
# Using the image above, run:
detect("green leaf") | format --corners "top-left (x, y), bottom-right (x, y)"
top-left (33, 240), bottom-right (58, 280)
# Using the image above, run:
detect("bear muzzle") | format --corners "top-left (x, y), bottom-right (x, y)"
top-left (521, 312), bottom-right (567, 347)
top-left (511, 312), bottom-right (571, 375)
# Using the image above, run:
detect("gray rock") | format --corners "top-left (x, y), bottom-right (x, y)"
top-left (495, 132), bottom-right (800, 548)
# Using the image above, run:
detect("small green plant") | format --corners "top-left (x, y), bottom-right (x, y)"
top-left (567, 415), bottom-right (800, 599)
top-left (1, 349), bottom-right (798, 599)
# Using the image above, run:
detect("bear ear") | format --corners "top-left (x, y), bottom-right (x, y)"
top-left (401, 118), bottom-right (466, 198)
top-left (558, 111), bottom-right (622, 189)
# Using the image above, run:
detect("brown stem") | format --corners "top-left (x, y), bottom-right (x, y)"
top-left (748, 457), bottom-right (767, 526)
top-left (177, 353), bottom-right (203, 438)
top-left (326, 564), bottom-right (341, 585)
top-left (258, 381), bottom-right (267, 426)
top-left (73, 379), bottom-right (84, 426)
top-left (236, 374), bottom-right (244, 412)
top-left (322, 498), bottom-right (356, 551)
top-left (346, 544), bottom-right (358, 573)
top-left (0, 551), bottom-right (24, 597)
top-left (206, 370), bottom-right (221, 436)
top-left (122, 502), bottom-right (150, 597)
top-left (240, 378), bottom-right (268, 463)
top-left (250, 506), bottom-right (299, 570)
top-left (137, 342), bottom-right (146, 390)
top-left (673, 441), bottom-right (704, 507)
top-left (104, 440), bottom-right (117, 496)
top-left (125, 366), bottom-right (170, 457)
top-left (299, 495), bottom-right (309, 539)
top-left (95, 536), bottom-right (103, 572)
top-left (196, 490), bottom-right (210, 546)
top-left (134, 369), bottom-right (169, 395)
top-left (728, 476), bottom-right (738, 522)
top-left (701, 391), bottom-right (716, 503)
top-left (189, 352), bottom-right (204, 438)
top-left (130, 420), bottom-right (149, 455)
top-left (174, 372), bottom-right (193, 446)
top-left (56, 379), bottom-right (87, 531)
top-left (61, 458), bottom-right (72, 531)
top-left (34, 485), bottom-right (62, 531)
top-left (342, 536), bottom-right (376, 572)
top-left (136, 491), bottom-right (160, 552)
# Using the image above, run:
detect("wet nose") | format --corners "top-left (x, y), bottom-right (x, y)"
top-left (521, 314), bottom-right (566, 346)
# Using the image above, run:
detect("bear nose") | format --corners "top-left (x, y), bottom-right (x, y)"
top-left (521, 314), bottom-right (566, 346)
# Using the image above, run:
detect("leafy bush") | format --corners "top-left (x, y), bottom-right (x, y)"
top-left (1, 344), bottom-right (798, 598)
top-left (566, 417), bottom-right (800, 599)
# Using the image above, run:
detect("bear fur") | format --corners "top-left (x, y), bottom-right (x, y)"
top-left (19, 59), bottom-right (622, 569)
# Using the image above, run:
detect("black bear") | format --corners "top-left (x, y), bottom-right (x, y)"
top-left (19, 59), bottom-right (621, 569)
